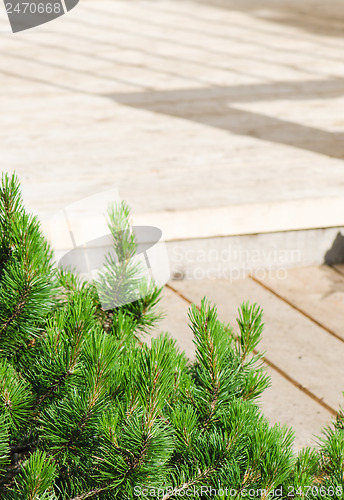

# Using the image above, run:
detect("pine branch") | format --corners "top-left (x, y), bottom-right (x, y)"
top-left (0, 282), bottom-right (31, 339)
top-left (36, 371), bottom-right (73, 407)
top-left (161, 466), bottom-right (216, 500)
top-left (69, 485), bottom-right (108, 500)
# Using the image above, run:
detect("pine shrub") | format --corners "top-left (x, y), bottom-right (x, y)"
top-left (0, 173), bottom-right (343, 499)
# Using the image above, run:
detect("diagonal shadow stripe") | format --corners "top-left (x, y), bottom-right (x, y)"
top-left (108, 79), bottom-right (344, 105)
top-left (107, 80), bottom-right (344, 159)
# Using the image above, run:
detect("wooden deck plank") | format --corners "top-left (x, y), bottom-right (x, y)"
top-left (170, 278), bottom-right (344, 413)
top-left (151, 286), bottom-right (332, 451)
top-left (253, 265), bottom-right (344, 342)
top-left (259, 368), bottom-right (331, 452)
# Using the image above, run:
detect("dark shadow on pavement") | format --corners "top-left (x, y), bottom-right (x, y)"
top-left (107, 78), bottom-right (344, 159)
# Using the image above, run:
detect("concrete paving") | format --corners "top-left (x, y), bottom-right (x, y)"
top-left (1, 0), bottom-right (344, 231)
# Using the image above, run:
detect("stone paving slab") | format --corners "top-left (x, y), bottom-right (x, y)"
top-left (0, 0), bottom-right (344, 244)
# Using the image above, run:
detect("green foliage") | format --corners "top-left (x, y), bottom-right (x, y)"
top-left (0, 415), bottom-right (10, 477)
top-left (96, 201), bottom-right (145, 311)
top-left (0, 173), bottom-right (343, 499)
top-left (0, 173), bottom-right (57, 360)
top-left (0, 360), bottom-right (33, 435)
top-left (14, 450), bottom-right (57, 500)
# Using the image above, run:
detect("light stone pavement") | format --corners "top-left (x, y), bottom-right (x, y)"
top-left (1, 0), bottom-right (344, 223)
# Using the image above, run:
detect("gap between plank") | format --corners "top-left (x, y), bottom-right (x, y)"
top-left (250, 274), bottom-right (344, 345)
top-left (330, 264), bottom-right (344, 278)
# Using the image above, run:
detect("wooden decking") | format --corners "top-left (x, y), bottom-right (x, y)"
top-left (151, 265), bottom-right (344, 451)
